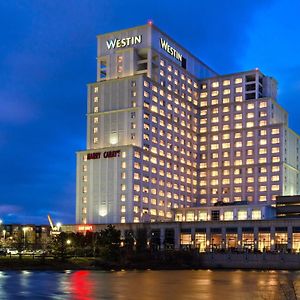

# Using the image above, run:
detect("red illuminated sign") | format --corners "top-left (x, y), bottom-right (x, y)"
top-left (78, 225), bottom-right (93, 231)
top-left (87, 150), bottom-right (120, 160)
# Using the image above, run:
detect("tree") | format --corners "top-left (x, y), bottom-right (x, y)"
top-left (98, 225), bottom-right (121, 261)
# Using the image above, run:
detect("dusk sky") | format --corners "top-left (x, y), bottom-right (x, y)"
top-left (1, 0), bottom-right (300, 225)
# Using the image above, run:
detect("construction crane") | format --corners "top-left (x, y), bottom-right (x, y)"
top-left (47, 214), bottom-right (61, 235)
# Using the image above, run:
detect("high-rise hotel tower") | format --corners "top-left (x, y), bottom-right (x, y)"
top-left (76, 24), bottom-right (300, 225)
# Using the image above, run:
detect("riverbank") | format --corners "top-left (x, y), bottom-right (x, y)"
top-left (1, 253), bottom-right (300, 271)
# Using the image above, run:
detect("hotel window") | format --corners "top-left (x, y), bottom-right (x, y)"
top-left (121, 162), bottom-right (126, 169)
top-left (259, 139), bottom-right (267, 145)
top-left (247, 177), bottom-right (254, 183)
top-left (212, 81), bottom-right (219, 88)
top-left (272, 166), bottom-right (280, 172)
top-left (131, 91), bottom-right (137, 97)
top-left (259, 186), bottom-right (267, 192)
top-left (235, 78), bottom-right (243, 84)
top-left (224, 211), bottom-right (234, 221)
top-left (235, 96), bottom-right (243, 102)
top-left (252, 210), bottom-right (262, 220)
top-left (223, 89), bottom-right (230, 95)
top-left (93, 137), bottom-right (98, 144)
top-left (238, 210), bottom-right (247, 220)
top-left (272, 128), bottom-right (280, 135)
top-left (223, 80), bottom-right (231, 86)
top-left (272, 157), bottom-right (280, 163)
top-left (223, 97), bottom-right (230, 104)
top-left (272, 138), bottom-right (280, 144)
top-left (94, 86), bottom-right (99, 93)
top-left (259, 101), bottom-right (267, 108)
top-left (93, 127), bottom-right (98, 133)
top-left (259, 120), bottom-right (267, 126)
top-left (199, 211), bottom-right (208, 221)
top-left (247, 103), bottom-right (255, 109)
top-left (235, 87), bottom-right (243, 93)
top-left (94, 96), bottom-right (99, 103)
top-left (259, 195), bottom-right (267, 202)
top-left (259, 176), bottom-right (267, 182)
top-left (94, 107), bottom-right (98, 113)
top-left (259, 111), bottom-right (267, 117)
top-left (131, 81), bottom-right (136, 87)
top-left (272, 175), bottom-right (280, 181)
top-left (259, 148), bottom-right (267, 154)
top-left (132, 101), bottom-right (137, 107)
top-left (94, 117), bottom-right (98, 124)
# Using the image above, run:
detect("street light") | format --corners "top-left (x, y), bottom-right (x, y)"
top-left (56, 222), bottom-right (62, 231)
top-left (66, 239), bottom-right (71, 245)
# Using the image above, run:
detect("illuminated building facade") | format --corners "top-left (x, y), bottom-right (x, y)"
top-left (76, 24), bottom-right (300, 225)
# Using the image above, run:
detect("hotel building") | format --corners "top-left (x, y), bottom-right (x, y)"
top-left (76, 23), bottom-right (300, 225)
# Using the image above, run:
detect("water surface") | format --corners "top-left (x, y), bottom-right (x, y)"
top-left (0, 269), bottom-right (299, 299)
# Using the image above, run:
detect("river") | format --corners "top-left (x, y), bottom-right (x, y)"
top-left (0, 269), bottom-right (299, 299)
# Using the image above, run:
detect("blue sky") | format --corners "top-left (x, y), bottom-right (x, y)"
top-left (1, 0), bottom-right (300, 224)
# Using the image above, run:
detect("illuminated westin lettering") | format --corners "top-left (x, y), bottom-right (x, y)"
top-left (160, 38), bottom-right (183, 62)
top-left (87, 150), bottom-right (121, 160)
top-left (106, 35), bottom-right (142, 50)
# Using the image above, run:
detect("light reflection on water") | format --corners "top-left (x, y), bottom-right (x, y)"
top-left (0, 270), bottom-right (299, 299)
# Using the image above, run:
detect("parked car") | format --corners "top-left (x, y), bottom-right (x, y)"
top-left (6, 249), bottom-right (18, 255)
top-left (34, 249), bottom-right (46, 255)
top-left (21, 250), bottom-right (34, 255)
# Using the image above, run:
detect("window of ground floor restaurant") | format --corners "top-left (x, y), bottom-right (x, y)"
top-left (275, 232), bottom-right (288, 252)
top-left (242, 233), bottom-right (254, 251)
top-left (293, 233), bottom-right (300, 253)
top-left (180, 233), bottom-right (192, 249)
top-left (210, 234), bottom-right (222, 250)
top-left (258, 233), bottom-right (271, 252)
top-left (226, 233), bottom-right (238, 250)
top-left (195, 233), bottom-right (206, 252)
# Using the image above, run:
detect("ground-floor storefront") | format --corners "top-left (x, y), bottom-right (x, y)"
top-left (62, 219), bottom-right (300, 253)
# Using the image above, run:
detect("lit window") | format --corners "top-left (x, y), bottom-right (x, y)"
top-left (238, 210), bottom-right (247, 220)
top-left (252, 210), bottom-right (261, 220)
top-left (224, 211), bottom-right (233, 221)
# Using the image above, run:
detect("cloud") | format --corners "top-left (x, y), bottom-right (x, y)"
top-left (0, 205), bottom-right (22, 215)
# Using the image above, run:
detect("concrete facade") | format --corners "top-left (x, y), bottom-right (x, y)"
top-left (76, 23), bottom-right (300, 225)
